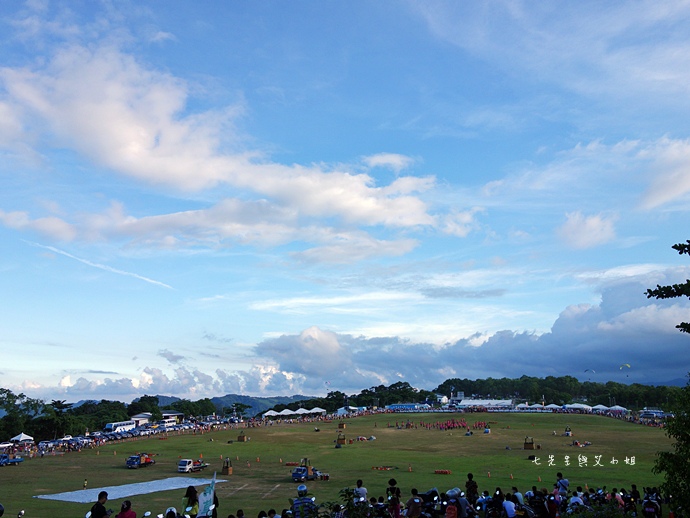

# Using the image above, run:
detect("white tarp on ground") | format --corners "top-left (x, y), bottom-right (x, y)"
top-left (34, 477), bottom-right (225, 504)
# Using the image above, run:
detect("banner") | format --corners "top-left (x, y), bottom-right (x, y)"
top-left (197, 471), bottom-right (217, 517)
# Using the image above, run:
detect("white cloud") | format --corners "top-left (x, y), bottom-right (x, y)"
top-left (0, 210), bottom-right (76, 241)
top-left (558, 211), bottom-right (616, 249)
top-left (0, 44), bottom-right (435, 231)
top-left (442, 208), bottom-right (483, 237)
top-left (639, 137), bottom-right (690, 209)
top-left (15, 267), bottom-right (690, 401)
top-left (414, 2), bottom-right (690, 104)
top-left (362, 153), bottom-right (416, 173)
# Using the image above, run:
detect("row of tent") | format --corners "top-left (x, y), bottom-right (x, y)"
top-left (515, 403), bottom-right (629, 412)
top-left (263, 407), bottom-right (327, 417)
top-left (0, 432), bottom-right (34, 448)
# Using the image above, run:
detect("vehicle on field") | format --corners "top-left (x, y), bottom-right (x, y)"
top-left (0, 454), bottom-right (24, 466)
top-left (178, 458), bottom-right (209, 473)
top-left (126, 452), bottom-right (156, 468)
top-left (291, 458), bottom-right (321, 482)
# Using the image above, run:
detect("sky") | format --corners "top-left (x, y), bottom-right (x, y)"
top-left (1, 1), bottom-right (690, 404)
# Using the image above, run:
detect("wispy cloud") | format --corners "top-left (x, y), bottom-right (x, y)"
top-left (25, 241), bottom-right (173, 289)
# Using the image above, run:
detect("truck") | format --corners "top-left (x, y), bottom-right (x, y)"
top-left (0, 454), bottom-right (24, 466)
top-left (291, 458), bottom-right (321, 482)
top-left (126, 453), bottom-right (156, 468)
top-left (178, 458), bottom-right (209, 473)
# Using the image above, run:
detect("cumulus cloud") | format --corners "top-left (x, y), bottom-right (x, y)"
top-left (558, 211), bottom-right (616, 249)
top-left (442, 208), bottom-right (483, 237)
top-left (0, 210), bottom-right (76, 241)
top-left (18, 267), bottom-right (690, 402)
top-left (0, 44), bottom-right (434, 228)
top-left (0, 41), bottom-right (441, 264)
top-left (362, 153), bottom-right (416, 173)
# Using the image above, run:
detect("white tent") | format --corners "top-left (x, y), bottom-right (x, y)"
top-left (591, 404), bottom-right (609, 411)
top-left (545, 404), bottom-right (561, 409)
top-left (565, 403), bottom-right (592, 411)
top-left (529, 403), bottom-right (545, 408)
top-left (263, 410), bottom-right (279, 417)
top-left (516, 403), bottom-right (530, 409)
top-left (278, 409), bottom-right (296, 416)
top-left (609, 405), bottom-right (628, 412)
top-left (10, 432), bottom-right (33, 442)
top-left (294, 408), bottom-right (311, 414)
top-left (310, 407), bottom-right (327, 414)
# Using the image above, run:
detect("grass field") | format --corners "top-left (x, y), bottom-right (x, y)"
top-left (0, 412), bottom-right (673, 517)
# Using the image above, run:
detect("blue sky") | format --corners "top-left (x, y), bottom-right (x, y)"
top-left (1, 1), bottom-right (689, 403)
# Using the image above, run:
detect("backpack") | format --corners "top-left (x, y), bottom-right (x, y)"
top-left (446, 501), bottom-right (458, 518)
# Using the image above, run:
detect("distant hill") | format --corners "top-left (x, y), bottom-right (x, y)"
top-left (140, 394), bottom-right (314, 418)
top-left (151, 395), bottom-right (182, 408)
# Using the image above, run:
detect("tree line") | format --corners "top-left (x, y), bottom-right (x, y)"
top-left (0, 376), bottom-right (684, 442)
top-left (0, 391), bottom-right (219, 442)
top-left (269, 376), bottom-right (683, 415)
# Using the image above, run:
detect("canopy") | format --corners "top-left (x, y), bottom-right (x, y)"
top-left (565, 403), bottom-right (592, 411)
top-left (609, 405), bottom-right (628, 412)
top-left (10, 432), bottom-right (33, 442)
top-left (277, 409), bottom-right (296, 416)
top-left (263, 410), bottom-right (279, 417)
top-left (294, 408), bottom-right (311, 414)
top-left (310, 407), bottom-right (327, 414)
top-left (591, 404), bottom-right (609, 410)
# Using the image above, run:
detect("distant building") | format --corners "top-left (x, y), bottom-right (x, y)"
top-left (457, 399), bottom-right (514, 409)
top-left (130, 412), bottom-right (152, 427)
top-left (436, 394), bottom-right (449, 404)
top-left (449, 392), bottom-right (465, 405)
top-left (386, 403), bottom-right (431, 411)
top-left (336, 406), bottom-right (366, 415)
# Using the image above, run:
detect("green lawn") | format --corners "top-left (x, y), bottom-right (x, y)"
top-left (0, 413), bottom-right (672, 517)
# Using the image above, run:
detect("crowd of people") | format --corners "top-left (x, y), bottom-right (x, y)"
top-left (85, 474), bottom-right (670, 518)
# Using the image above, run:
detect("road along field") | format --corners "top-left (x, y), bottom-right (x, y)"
top-left (0, 412), bottom-right (672, 517)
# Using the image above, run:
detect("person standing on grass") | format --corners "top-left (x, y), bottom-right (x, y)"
top-left (555, 473), bottom-right (569, 499)
top-left (354, 479), bottom-right (368, 502)
top-left (466, 474), bottom-right (479, 505)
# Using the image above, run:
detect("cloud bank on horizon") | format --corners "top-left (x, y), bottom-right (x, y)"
top-left (0, 1), bottom-right (689, 403)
